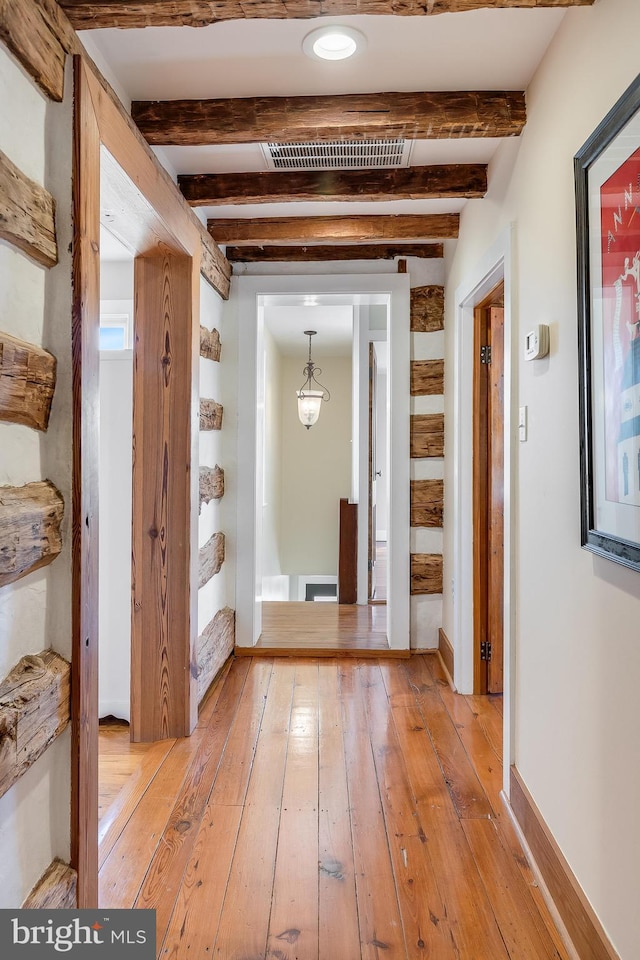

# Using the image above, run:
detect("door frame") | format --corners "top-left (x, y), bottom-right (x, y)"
top-left (72, 56), bottom-right (203, 905)
top-left (452, 225), bottom-right (515, 793)
top-left (234, 273), bottom-right (411, 651)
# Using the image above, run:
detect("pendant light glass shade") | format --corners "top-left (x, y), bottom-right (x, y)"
top-left (297, 389), bottom-right (324, 429)
top-left (296, 330), bottom-right (330, 429)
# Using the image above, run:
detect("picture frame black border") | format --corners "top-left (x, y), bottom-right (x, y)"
top-left (575, 72), bottom-right (640, 572)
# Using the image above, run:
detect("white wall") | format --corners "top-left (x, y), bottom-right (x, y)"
top-left (0, 52), bottom-right (73, 906)
top-left (199, 277), bottom-right (236, 635)
top-left (99, 352), bottom-right (133, 720)
top-left (261, 328), bottom-right (287, 600)
top-left (279, 355), bottom-right (352, 576)
top-left (444, 1), bottom-right (640, 955)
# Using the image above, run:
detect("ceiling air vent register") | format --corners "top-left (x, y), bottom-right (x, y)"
top-left (261, 139), bottom-right (412, 171)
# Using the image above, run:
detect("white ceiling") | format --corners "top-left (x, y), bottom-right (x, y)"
top-left (82, 10), bottom-right (567, 227)
top-left (264, 304), bottom-right (354, 358)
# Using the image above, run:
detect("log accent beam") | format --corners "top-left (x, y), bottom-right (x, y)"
top-left (200, 465), bottom-right (225, 510)
top-left (411, 553), bottom-right (443, 595)
top-left (200, 232), bottom-right (231, 299)
top-left (0, 481), bottom-right (64, 587)
top-left (411, 479), bottom-right (444, 528)
top-left (0, 149), bottom-right (57, 268)
top-left (199, 532), bottom-right (225, 589)
top-left (227, 243), bottom-right (444, 263)
top-left (62, 1), bottom-right (595, 31)
top-left (133, 91), bottom-right (526, 146)
top-left (200, 398), bottom-right (223, 431)
top-left (180, 164), bottom-right (487, 206)
top-left (0, 331), bottom-right (57, 430)
top-left (196, 607), bottom-right (235, 704)
top-left (0, 650), bottom-right (71, 800)
top-left (410, 414), bottom-right (444, 458)
top-left (22, 859), bottom-right (77, 909)
top-left (0, 0), bottom-right (69, 101)
top-left (209, 214), bottom-right (459, 246)
top-left (411, 359), bottom-right (445, 396)
top-left (200, 325), bottom-right (221, 361)
top-left (411, 285), bottom-right (445, 332)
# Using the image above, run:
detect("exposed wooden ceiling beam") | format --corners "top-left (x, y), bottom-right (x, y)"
top-left (132, 91), bottom-right (526, 146)
top-left (208, 214), bottom-right (459, 245)
top-left (226, 243), bottom-right (444, 262)
top-left (179, 164), bottom-right (487, 206)
top-left (60, 1), bottom-right (595, 31)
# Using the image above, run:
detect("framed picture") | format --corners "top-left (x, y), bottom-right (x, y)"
top-left (575, 73), bottom-right (640, 571)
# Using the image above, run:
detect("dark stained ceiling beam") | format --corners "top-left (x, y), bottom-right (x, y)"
top-left (132, 91), bottom-right (526, 146)
top-left (208, 214), bottom-right (459, 245)
top-left (226, 243), bottom-right (444, 262)
top-left (60, 1), bottom-right (595, 31)
top-left (179, 164), bottom-right (487, 205)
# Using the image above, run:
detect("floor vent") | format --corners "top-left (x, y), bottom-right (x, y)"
top-left (261, 138), bottom-right (412, 171)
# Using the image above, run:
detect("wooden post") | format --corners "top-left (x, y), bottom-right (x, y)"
top-left (338, 498), bottom-right (358, 604)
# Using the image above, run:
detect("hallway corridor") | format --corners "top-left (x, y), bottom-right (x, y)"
top-left (98, 656), bottom-right (569, 959)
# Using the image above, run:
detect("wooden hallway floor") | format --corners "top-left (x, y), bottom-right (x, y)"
top-left (98, 655), bottom-right (570, 960)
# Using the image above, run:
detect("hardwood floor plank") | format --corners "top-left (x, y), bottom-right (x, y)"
top-left (160, 660), bottom-right (274, 958)
top-left (257, 601), bottom-right (388, 650)
top-left (133, 659), bottom-right (254, 935)
top-left (465, 693), bottom-right (504, 758)
top-left (212, 661), bottom-right (296, 959)
top-left (98, 737), bottom-right (175, 868)
top-left (462, 817), bottom-right (566, 960)
top-left (359, 663), bottom-right (457, 959)
top-left (404, 656), bottom-right (493, 819)
top-left (318, 663), bottom-right (360, 960)
top-left (340, 663), bottom-right (407, 959)
top-left (266, 662), bottom-right (320, 960)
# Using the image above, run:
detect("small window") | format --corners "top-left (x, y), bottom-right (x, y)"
top-left (100, 305), bottom-right (132, 351)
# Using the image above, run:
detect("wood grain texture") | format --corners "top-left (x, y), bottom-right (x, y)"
top-left (0, 481), bottom-right (64, 587)
top-left (0, 148), bottom-right (57, 267)
top-left (96, 657), bottom-right (571, 959)
top-left (0, 650), bottom-right (70, 799)
top-left (200, 232), bottom-right (231, 299)
top-left (411, 359), bottom-right (445, 396)
top-left (0, 0), bottom-right (66, 100)
top-left (71, 55), bottom-right (101, 908)
top-left (198, 531), bottom-right (225, 589)
top-left (131, 254), bottom-right (196, 743)
top-left (62, 0), bottom-right (595, 30)
top-left (199, 398), bottom-right (223, 430)
top-left (338, 497), bottom-right (357, 604)
top-left (510, 767), bottom-right (620, 960)
top-left (197, 606), bottom-right (235, 703)
top-left (227, 242), bottom-right (444, 262)
top-left (0, 331), bottom-right (57, 430)
top-left (411, 479), bottom-right (444, 527)
top-left (22, 859), bottom-right (77, 909)
top-left (199, 464), bottom-right (224, 510)
top-left (439, 627), bottom-right (455, 681)
top-left (411, 284), bottom-right (445, 332)
top-left (410, 553), bottom-right (443, 595)
top-left (209, 214), bottom-right (459, 244)
top-left (132, 90), bottom-right (526, 145)
top-left (410, 413), bottom-right (445, 458)
top-left (180, 164), bottom-right (487, 205)
top-left (199, 325), bottom-right (221, 361)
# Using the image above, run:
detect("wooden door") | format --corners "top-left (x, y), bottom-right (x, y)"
top-left (368, 342), bottom-right (377, 599)
top-left (473, 286), bottom-right (504, 694)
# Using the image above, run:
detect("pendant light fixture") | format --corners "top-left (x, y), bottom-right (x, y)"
top-left (296, 330), bottom-right (330, 429)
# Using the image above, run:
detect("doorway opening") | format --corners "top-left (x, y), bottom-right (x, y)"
top-left (473, 282), bottom-right (505, 695)
top-left (234, 274), bottom-right (410, 654)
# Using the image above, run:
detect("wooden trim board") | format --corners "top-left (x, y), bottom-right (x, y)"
top-left (509, 767), bottom-right (620, 960)
top-left (438, 627), bottom-right (455, 683)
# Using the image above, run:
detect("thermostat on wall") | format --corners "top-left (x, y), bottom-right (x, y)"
top-left (524, 324), bottom-right (550, 361)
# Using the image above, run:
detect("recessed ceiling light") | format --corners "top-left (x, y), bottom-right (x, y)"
top-left (303, 25), bottom-right (366, 62)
